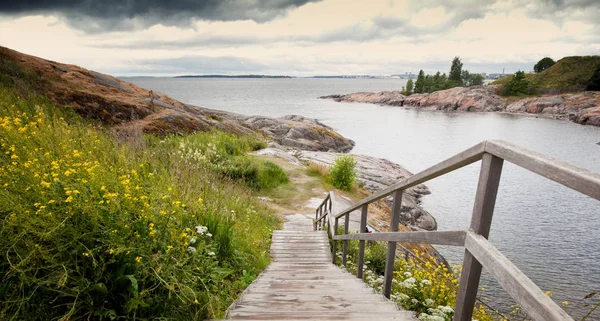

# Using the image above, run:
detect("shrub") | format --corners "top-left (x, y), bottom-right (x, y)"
top-left (501, 71), bottom-right (530, 96)
top-left (0, 89), bottom-right (280, 320)
top-left (328, 154), bottom-right (358, 191)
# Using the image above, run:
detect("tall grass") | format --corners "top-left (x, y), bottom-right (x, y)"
top-left (0, 88), bottom-right (281, 320)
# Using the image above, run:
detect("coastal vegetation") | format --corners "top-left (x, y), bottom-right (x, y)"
top-left (0, 88), bottom-right (284, 320)
top-left (328, 155), bottom-right (358, 191)
top-left (408, 57), bottom-right (484, 95)
top-left (533, 57), bottom-right (555, 73)
top-left (336, 237), bottom-right (598, 321)
top-left (495, 56), bottom-right (600, 95)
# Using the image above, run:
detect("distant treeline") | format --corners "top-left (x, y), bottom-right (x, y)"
top-left (174, 75), bottom-right (293, 78)
top-left (401, 57), bottom-right (484, 95)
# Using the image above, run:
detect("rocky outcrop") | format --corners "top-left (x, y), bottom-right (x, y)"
top-left (405, 86), bottom-right (505, 112)
top-left (321, 86), bottom-right (600, 127)
top-left (0, 46), bottom-right (354, 152)
top-left (293, 149), bottom-right (437, 231)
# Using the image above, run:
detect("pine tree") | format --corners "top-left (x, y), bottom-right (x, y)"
top-left (405, 79), bottom-right (414, 95)
top-left (414, 70), bottom-right (425, 93)
top-left (448, 56), bottom-right (463, 86)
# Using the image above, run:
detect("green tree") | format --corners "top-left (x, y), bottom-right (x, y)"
top-left (469, 74), bottom-right (484, 86)
top-left (424, 75), bottom-right (433, 93)
top-left (405, 78), bottom-right (414, 95)
top-left (414, 70), bottom-right (425, 93)
top-left (448, 56), bottom-right (463, 86)
top-left (439, 73), bottom-right (448, 89)
top-left (534, 57), bottom-right (555, 73)
top-left (432, 72), bottom-right (441, 91)
top-left (462, 71), bottom-right (484, 87)
top-left (502, 71), bottom-right (530, 96)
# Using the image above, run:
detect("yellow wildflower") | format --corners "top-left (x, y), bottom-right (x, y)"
top-left (135, 256), bottom-right (142, 263)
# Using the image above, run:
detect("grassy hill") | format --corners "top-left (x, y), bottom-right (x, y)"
top-left (493, 55), bottom-right (600, 92)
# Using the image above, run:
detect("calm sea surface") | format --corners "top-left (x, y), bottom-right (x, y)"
top-left (128, 77), bottom-right (600, 316)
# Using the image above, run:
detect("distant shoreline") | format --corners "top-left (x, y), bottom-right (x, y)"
top-left (174, 75), bottom-right (293, 79)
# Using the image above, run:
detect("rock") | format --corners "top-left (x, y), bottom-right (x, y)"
top-left (405, 86), bottom-right (505, 112)
top-left (0, 46), bottom-right (355, 153)
top-left (322, 85), bottom-right (600, 127)
top-left (320, 91), bottom-right (406, 106)
top-left (572, 107), bottom-right (600, 126)
top-left (295, 149), bottom-right (437, 231)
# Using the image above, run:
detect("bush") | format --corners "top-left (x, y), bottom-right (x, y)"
top-left (501, 71), bottom-right (530, 96)
top-left (0, 89), bottom-right (280, 320)
top-left (328, 154), bottom-right (358, 191)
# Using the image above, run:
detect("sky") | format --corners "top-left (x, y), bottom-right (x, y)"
top-left (0, 0), bottom-right (599, 77)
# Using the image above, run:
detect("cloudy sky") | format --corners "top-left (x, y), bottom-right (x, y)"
top-left (1, 0), bottom-right (599, 76)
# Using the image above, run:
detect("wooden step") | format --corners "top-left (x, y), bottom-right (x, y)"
top-left (226, 214), bottom-right (416, 321)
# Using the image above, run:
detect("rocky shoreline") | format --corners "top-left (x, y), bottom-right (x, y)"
top-left (254, 145), bottom-right (438, 232)
top-left (321, 85), bottom-right (600, 127)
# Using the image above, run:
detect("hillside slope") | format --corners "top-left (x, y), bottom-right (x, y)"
top-left (493, 55), bottom-right (600, 92)
top-left (0, 46), bottom-right (354, 152)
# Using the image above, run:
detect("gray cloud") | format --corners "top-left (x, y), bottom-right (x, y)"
top-left (514, 0), bottom-right (600, 23)
top-left (0, 0), bottom-right (321, 33)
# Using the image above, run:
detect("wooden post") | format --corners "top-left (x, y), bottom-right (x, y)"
top-left (342, 212), bottom-right (350, 266)
top-left (357, 204), bottom-right (368, 278)
top-left (332, 217), bottom-right (339, 265)
top-left (454, 154), bottom-right (503, 321)
top-left (383, 190), bottom-right (402, 298)
top-left (314, 208), bottom-right (319, 231)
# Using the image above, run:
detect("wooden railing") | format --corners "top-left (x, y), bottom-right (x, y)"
top-left (314, 140), bottom-right (600, 321)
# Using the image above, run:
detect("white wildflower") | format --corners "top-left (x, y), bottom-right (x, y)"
top-left (425, 299), bottom-right (434, 306)
top-left (411, 298), bottom-right (419, 304)
top-left (196, 225), bottom-right (208, 235)
top-left (186, 246), bottom-right (197, 254)
top-left (208, 251), bottom-right (216, 256)
top-left (189, 237), bottom-right (196, 244)
top-left (206, 232), bottom-right (212, 237)
top-left (421, 279), bottom-right (431, 285)
top-left (403, 272), bottom-right (412, 277)
top-left (438, 306), bottom-right (454, 314)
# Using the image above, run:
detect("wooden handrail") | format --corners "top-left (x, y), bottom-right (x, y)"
top-left (314, 140), bottom-right (599, 321)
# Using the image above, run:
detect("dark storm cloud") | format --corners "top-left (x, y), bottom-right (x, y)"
top-left (0, 0), bottom-right (322, 33)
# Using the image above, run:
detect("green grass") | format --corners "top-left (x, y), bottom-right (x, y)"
top-left (493, 56), bottom-right (600, 93)
top-left (0, 88), bottom-right (281, 320)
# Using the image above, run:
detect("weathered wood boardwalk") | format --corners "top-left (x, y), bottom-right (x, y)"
top-left (226, 214), bottom-right (415, 320)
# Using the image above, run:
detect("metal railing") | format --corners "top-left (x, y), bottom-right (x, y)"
top-left (314, 140), bottom-right (600, 321)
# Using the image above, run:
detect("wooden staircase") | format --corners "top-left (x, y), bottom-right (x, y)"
top-left (225, 214), bottom-right (416, 320)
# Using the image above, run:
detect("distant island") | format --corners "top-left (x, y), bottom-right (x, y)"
top-left (174, 74), bottom-right (293, 78)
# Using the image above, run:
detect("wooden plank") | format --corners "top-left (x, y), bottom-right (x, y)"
top-left (464, 232), bottom-right (573, 321)
top-left (454, 154), bottom-right (503, 321)
top-left (383, 190), bottom-right (402, 299)
top-left (485, 140), bottom-right (600, 201)
top-left (342, 212), bottom-right (350, 266)
top-left (332, 217), bottom-right (338, 265)
top-left (227, 214), bottom-right (417, 321)
top-left (334, 230), bottom-right (467, 246)
top-left (334, 141), bottom-right (486, 219)
top-left (357, 204), bottom-right (368, 279)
